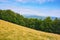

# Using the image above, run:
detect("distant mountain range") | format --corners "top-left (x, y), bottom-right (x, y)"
top-left (23, 15), bottom-right (59, 20)
top-left (24, 15), bottom-right (45, 19)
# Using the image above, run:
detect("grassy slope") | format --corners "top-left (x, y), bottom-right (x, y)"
top-left (0, 20), bottom-right (60, 40)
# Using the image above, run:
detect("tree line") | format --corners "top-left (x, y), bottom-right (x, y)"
top-left (0, 10), bottom-right (60, 34)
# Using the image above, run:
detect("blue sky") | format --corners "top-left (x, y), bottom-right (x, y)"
top-left (0, 0), bottom-right (60, 17)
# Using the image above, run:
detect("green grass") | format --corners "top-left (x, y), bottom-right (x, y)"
top-left (0, 20), bottom-right (60, 40)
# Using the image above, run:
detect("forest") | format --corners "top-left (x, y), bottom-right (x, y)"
top-left (0, 10), bottom-right (60, 34)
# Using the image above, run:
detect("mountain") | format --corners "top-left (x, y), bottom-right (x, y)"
top-left (23, 15), bottom-right (59, 20)
top-left (0, 20), bottom-right (60, 40)
top-left (23, 15), bottom-right (45, 19)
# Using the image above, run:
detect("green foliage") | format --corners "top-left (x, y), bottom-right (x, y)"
top-left (0, 10), bottom-right (60, 34)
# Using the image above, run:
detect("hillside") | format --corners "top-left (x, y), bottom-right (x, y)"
top-left (0, 10), bottom-right (60, 34)
top-left (0, 20), bottom-right (60, 40)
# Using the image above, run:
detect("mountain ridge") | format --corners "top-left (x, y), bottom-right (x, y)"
top-left (23, 14), bottom-right (60, 20)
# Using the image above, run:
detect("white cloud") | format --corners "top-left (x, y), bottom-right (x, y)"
top-left (36, 0), bottom-right (54, 3)
top-left (39, 9), bottom-right (60, 17)
top-left (15, 0), bottom-right (54, 4)
top-left (17, 8), bottom-right (60, 17)
top-left (11, 7), bottom-right (60, 17)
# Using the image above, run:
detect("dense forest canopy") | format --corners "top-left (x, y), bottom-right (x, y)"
top-left (0, 10), bottom-right (60, 34)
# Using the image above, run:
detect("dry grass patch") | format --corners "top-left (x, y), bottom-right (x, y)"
top-left (0, 20), bottom-right (60, 40)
